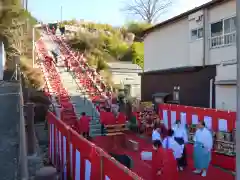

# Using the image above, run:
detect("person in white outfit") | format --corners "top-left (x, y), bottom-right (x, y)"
top-left (172, 120), bottom-right (188, 169)
top-left (162, 129), bottom-right (184, 171)
top-left (193, 121), bottom-right (213, 177)
top-left (152, 125), bottom-right (162, 143)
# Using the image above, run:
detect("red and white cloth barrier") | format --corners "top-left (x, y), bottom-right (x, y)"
top-left (159, 104), bottom-right (235, 132)
top-left (48, 112), bottom-right (142, 180)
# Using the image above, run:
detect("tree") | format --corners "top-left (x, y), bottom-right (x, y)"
top-left (122, 0), bottom-right (172, 23)
top-left (126, 22), bottom-right (152, 40)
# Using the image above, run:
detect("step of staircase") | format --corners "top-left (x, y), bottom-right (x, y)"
top-left (56, 66), bottom-right (99, 118)
top-left (56, 66), bottom-right (102, 137)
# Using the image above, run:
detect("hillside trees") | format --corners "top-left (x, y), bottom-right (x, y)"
top-left (65, 21), bottom-right (148, 69)
top-left (0, 0), bottom-right (44, 89)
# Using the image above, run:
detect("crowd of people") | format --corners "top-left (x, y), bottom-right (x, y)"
top-left (151, 120), bottom-right (213, 179)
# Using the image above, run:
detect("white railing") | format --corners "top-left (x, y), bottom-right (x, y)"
top-left (210, 32), bottom-right (236, 48)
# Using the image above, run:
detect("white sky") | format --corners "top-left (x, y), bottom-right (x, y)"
top-left (157, 0), bottom-right (211, 23)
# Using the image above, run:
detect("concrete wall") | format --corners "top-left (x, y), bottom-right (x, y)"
top-left (111, 72), bottom-right (141, 98)
top-left (144, 18), bottom-right (190, 72)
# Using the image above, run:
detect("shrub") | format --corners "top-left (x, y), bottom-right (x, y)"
top-left (131, 42), bottom-right (144, 68)
top-left (126, 22), bottom-right (152, 40)
top-left (20, 57), bottom-right (44, 89)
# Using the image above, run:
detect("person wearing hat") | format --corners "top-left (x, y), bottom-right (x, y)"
top-left (172, 120), bottom-right (188, 170)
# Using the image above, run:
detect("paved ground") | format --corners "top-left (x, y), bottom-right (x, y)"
top-left (0, 82), bottom-right (20, 180)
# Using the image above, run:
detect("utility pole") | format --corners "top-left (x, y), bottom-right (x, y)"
top-left (32, 26), bottom-right (35, 67)
top-left (60, 6), bottom-right (63, 23)
top-left (236, 0), bottom-right (240, 179)
top-left (25, 0), bottom-right (28, 10)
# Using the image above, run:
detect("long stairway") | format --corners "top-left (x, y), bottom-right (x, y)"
top-left (56, 67), bottom-right (102, 137)
top-left (43, 34), bottom-right (102, 137)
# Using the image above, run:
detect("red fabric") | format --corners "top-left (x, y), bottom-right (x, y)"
top-left (152, 148), bottom-right (178, 180)
top-left (103, 152), bottom-right (140, 180)
top-left (212, 152), bottom-right (235, 171)
top-left (152, 148), bottom-right (163, 179)
top-left (159, 123), bottom-right (168, 138)
top-left (45, 56), bottom-right (52, 66)
top-left (100, 111), bottom-right (107, 124)
top-left (78, 116), bottom-right (91, 133)
top-left (116, 113), bottom-right (126, 124)
top-left (96, 105), bottom-right (100, 112)
top-left (70, 129), bottom-right (101, 180)
top-left (100, 112), bottom-right (116, 125)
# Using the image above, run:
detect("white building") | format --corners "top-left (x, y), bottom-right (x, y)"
top-left (107, 62), bottom-right (142, 98)
top-left (143, 0), bottom-right (236, 111)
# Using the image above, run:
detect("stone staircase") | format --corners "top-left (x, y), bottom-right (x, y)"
top-left (56, 66), bottom-right (102, 137)
top-left (43, 34), bottom-right (102, 137)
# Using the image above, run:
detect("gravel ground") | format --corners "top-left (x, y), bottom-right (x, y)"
top-left (0, 82), bottom-right (20, 180)
top-left (0, 81), bottom-right (49, 180)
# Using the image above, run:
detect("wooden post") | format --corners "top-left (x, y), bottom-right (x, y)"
top-left (26, 102), bottom-right (36, 155)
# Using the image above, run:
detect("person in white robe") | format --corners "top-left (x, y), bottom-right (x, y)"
top-left (172, 120), bottom-right (188, 169)
top-left (152, 127), bottom-right (162, 143)
top-left (193, 121), bottom-right (213, 177)
top-left (162, 129), bottom-right (184, 171)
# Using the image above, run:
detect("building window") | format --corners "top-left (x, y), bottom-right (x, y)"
top-left (210, 16), bottom-right (236, 48)
top-left (191, 27), bottom-right (203, 40)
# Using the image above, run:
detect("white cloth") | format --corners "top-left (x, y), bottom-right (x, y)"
top-left (193, 128), bottom-right (213, 151)
top-left (172, 124), bottom-right (188, 143)
top-left (162, 137), bottom-right (184, 159)
top-left (152, 130), bottom-right (162, 142)
top-left (141, 151), bottom-right (152, 161)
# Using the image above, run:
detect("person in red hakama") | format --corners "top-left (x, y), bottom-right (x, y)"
top-left (152, 140), bottom-right (178, 180)
top-left (78, 112), bottom-right (91, 139)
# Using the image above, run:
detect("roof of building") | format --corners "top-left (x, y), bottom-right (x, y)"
top-left (107, 62), bottom-right (142, 71)
top-left (143, 0), bottom-right (230, 36)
